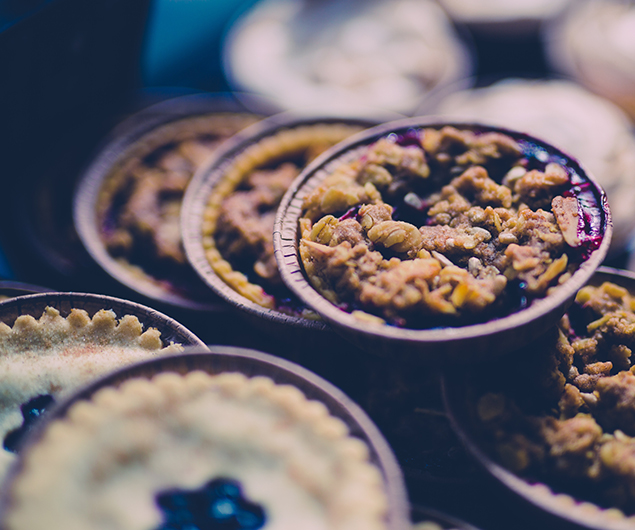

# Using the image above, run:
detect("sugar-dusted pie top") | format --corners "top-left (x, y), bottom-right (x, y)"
top-left (0, 307), bottom-right (182, 476)
top-left (6, 371), bottom-right (388, 530)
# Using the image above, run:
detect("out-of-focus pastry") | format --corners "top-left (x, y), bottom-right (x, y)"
top-left (444, 270), bottom-right (635, 529)
top-left (545, 0), bottom-right (635, 120)
top-left (432, 79), bottom-right (635, 253)
top-left (224, 0), bottom-right (472, 115)
top-left (75, 105), bottom-right (261, 310)
top-left (3, 367), bottom-right (391, 529)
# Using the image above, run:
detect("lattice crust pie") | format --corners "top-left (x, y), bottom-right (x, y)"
top-left (547, 0), bottom-right (635, 121)
top-left (298, 125), bottom-right (606, 328)
top-left (97, 113), bottom-right (259, 301)
top-left (202, 123), bottom-right (364, 314)
top-left (6, 371), bottom-right (388, 530)
top-left (0, 307), bottom-right (182, 477)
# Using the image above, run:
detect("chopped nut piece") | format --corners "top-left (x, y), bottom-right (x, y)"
top-left (552, 196), bottom-right (581, 247)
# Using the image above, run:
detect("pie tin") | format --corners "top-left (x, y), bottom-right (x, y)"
top-left (0, 281), bottom-right (53, 300)
top-left (73, 92), bottom-right (269, 312)
top-left (0, 292), bottom-right (206, 348)
top-left (274, 117), bottom-right (612, 363)
top-left (411, 504), bottom-right (482, 530)
top-left (181, 112), bottom-right (397, 340)
top-left (441, 266), bottom-right (635, 530)
top-left (0, 346), bottom-right (410, 530)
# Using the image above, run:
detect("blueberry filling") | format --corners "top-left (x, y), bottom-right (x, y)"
top-left (155, 478), bottom-right (266, 530)
top-left (339, 205), bottom-right (360, 221)
top-left (4, 394), bottom-right (55, 453)
top-left (390, 129), bottom-right (422, 148)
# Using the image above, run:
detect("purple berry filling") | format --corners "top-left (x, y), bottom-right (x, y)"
top-left (389, 128), bottom-right (423, 148)
top-left (155, 478), bottom-right (266, 530)
top-left (4, 394), bottom-right (55, 453)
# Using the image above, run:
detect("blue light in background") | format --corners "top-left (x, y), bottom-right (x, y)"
top-left (0, 247), bottom-right (14, 280)
top-left (141, 0), bottom-right (257, 90)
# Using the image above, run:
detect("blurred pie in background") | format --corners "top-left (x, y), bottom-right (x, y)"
top-left (430, 78), bottom-right (635, 255)
top-left (223, 0), bottom-right (472, 115)
top-left (90, 112), bottom-right (260, 307)
top-left (545, 0), bottom-right (635, 121)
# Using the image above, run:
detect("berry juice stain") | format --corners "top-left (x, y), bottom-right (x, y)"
top-left (519, 138), bottom-right (605, 258)
top-left (563, 177), bottom-right (605, 259)
top-left (155, 478), bottom-right (266, 530)
top-left (4, 394), bottom-right (55, 453)
top-left (388, 128), bottom-right (422, 148)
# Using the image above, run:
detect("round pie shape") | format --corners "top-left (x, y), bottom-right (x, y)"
top-left (2, 349), bottom-right (403, 530)
top-left (274, 118), bottom-right (611, 362)
top-left (74, 95), bottom-right (262, 310)
top-left (0, 292), bottom-right (203, 477)
top-left (223, 0), bottom-right (472, 115)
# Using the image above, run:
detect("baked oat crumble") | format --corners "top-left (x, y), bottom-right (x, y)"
top-left (299, 126), bottom-right (605, 328)
top-left (98, 114), bottom-right (259, 300)
top-left (469, 280), bottom-right (635, 516)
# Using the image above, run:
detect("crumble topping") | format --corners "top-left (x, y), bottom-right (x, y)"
top-left (468, 281), bottom-right (635, 518)
top-left (435, 79), bottom-right (635, 253)
top-left (97, 113), bottom-right (259, 300)
top-left (298, 126), bottom-right (605, 327)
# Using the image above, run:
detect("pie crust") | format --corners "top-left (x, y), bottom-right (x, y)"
top-left (0, 307), bottom-right (182, 476)
top-left (6, 371), bottom-right (388, 530)
top-left (202, 122), bottom-right (364, 312)
top-left (96, 113), bottom-right (259, 301)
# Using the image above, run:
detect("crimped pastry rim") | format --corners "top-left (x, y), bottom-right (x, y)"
top-left (182, 114), bottom-right (387, 333)
top-left (0, 346), bottom-right (410, 530)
